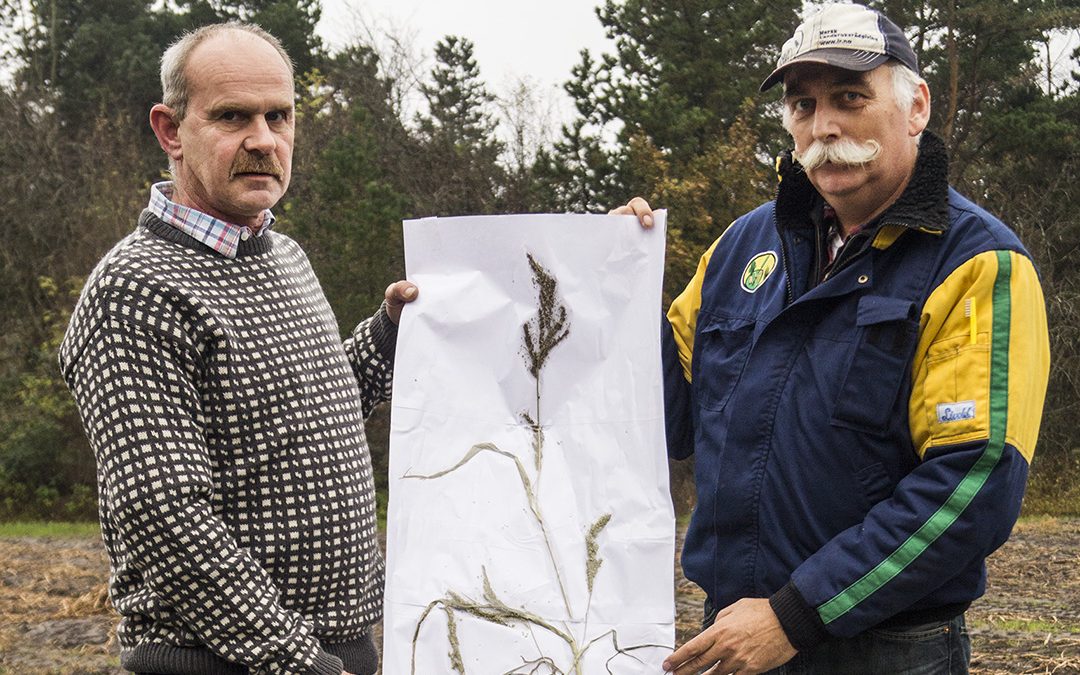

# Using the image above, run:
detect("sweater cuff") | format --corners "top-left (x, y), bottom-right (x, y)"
top-left (770, 581), bottom-right (830, 653)
top-left (305, 649), bottom-right (344, 675)
top-left (367, 302), bottom-right (399, 361)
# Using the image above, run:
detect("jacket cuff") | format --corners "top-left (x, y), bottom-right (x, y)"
top-left (770, 581), bottom-right (830, 653)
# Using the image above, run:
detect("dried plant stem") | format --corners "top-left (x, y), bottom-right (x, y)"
top-left (534, 379), bottom-right (543, 473)
top-left (404, 442), bottom-right (573, 617)
top-left (503, 657), bottom-right (567, 675)
top-left (412, 576), bottom-right (581, 675)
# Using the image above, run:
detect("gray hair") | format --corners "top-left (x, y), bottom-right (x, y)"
top-left (160, 22), bottom-right (294, 121)
top-left (889, 61), bottom-right (924, 114)
top-left (780, 60), bottom-right (926, 133)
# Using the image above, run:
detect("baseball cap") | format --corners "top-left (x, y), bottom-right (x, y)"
top-left (760, 3), bottom-right (919, 92)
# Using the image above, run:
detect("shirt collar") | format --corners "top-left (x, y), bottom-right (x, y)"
top-left (148, 181), bottom-right (275, 259)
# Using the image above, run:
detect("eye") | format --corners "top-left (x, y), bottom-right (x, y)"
top-left (219, 111), bottom-right (241, 122)
top-left (841, 91), bottom-right (865, 104)
top-left (265, 110), bottom-right (289, 123)
top-left (789, 98), bottom-right (814, 116)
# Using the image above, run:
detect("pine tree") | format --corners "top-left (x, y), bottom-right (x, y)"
top-left (414, 35), bottom-right (505, 216)
top-left (213, 0), bottom-right (326, 80)
top-left (540, 0), bottom-right (801, 214)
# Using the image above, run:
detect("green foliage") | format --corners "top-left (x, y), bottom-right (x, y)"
top-left (287, 105), bottom-right (408, 326)
top-left (0, 276), bottom-right (95, 519)
top-left (10, 0), bottom-right (184, 140)
top-left (0, 0), bottom-right (1076, 518)
top-left (214, 0), bottom-right (327, 78)
top-left (871, 0), bottom-right (1080, 184)
top-left (283, 60), bottom-right (410, 334)
top-left (589, 0), bottom-right (799, 161)
top-left (540, 0), bottom-right (799, 214)
top-left (624, 99), bottom-right (773, 299)
top-left (415, 36), bottom-right (505, 215)
top-left (5, 0), bottom-right (325, 165)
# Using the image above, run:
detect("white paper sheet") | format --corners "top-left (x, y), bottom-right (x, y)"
top-left (384, 212), bottom-right (674, 674)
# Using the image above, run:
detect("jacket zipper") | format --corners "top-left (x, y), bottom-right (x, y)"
top-left (773, 196), bottom-right (796, 306)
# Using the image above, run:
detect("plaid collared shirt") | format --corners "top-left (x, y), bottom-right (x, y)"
top-left (148, 182), bottom-right (275, 259)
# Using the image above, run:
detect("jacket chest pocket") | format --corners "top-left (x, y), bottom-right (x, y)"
top-left (693, 314), bottom-right (756, 412)
top-left (832, 296), bottom-right (919, 435)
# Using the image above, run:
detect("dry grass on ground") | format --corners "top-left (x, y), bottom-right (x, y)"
top-left (1, 518), bottom-right (1077, 674)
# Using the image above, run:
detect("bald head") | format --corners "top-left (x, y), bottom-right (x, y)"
top-left (160, 22), bottom-right (293, 121)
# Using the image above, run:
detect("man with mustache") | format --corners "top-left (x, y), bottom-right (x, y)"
top-left (58, 23), bottom-right (415, 675)
top-left (618, 4), bottom-right (1049, 674)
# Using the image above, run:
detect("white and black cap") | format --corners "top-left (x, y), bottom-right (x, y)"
top-left (760, 3), bottom-right (919, 92)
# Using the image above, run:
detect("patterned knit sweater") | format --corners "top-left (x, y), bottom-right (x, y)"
top-left (59, 211), bottom-right (394, 675)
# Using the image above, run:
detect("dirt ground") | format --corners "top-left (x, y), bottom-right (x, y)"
top-left (1, 518), bottom-right (1077, 674)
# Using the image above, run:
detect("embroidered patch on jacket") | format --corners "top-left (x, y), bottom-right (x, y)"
top-left (936, 401), bottom-right (976, 424)
top-left (741, 251), bottom-right (778, 293)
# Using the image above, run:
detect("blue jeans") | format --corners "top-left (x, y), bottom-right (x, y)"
top-left (704, 603), bottom-right (971, 675)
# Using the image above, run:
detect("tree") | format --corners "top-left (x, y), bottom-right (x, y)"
top-left (625, 99), bottom-right (773, 300)
top-left (533, 50), bottom-right (624, 213)
top-left (413, 35), bottom-right (504, 216)
top-left (872, 0), bottom-right (1080, 183)
top-left (5, 0), bottom-right (188, 163)
top-left (494, 78), bottom-right (555, 213)
top-left (283, 47), bottom-right (411, 334)
top-left (590, 0), bottom-right (799, 159)
top-left (0, 89), bottom-right (147, 516)
top-left (213, 0), bottom-right (326, 79)
top-left (541, 0), bottom-right (801, 214)
top-left (5, 0), bottom-right (326, 148)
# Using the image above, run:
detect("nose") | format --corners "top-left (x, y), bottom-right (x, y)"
top-left (243, 116), bottom-right (276, 155)
top-left (811, 104), bottom-right (842, 143)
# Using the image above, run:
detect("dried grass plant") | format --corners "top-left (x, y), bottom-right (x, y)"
top-left (404, 253), bottom-right (666, 674)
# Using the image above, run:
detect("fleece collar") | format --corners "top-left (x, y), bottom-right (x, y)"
top-left (774, 131), bottom-right (951, 239)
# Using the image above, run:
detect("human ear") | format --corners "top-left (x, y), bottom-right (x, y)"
top-left (149, 104), bottom-right (183, 161)
top-left (908, 81), bottom-right (931, 137)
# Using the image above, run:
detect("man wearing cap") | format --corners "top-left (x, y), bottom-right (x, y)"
top-left (617, 3), bottom-right (1050, 674)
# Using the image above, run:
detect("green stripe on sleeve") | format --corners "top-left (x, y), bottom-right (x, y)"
top-left (817, 251), bottom-right (1012, 625)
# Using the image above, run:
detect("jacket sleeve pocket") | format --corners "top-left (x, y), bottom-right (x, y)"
top-left (693, 313), bottom-right (756, 413)
top-left (832, 296), bottom-right (919, 435)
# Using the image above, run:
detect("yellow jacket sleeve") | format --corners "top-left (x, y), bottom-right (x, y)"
top-left (666, 236), bottom-right (723, 383)
top-left (909, 250), bottom-right (1049, 461)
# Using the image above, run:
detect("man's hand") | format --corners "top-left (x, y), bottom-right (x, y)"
top-left (609, 196), bottom-right (655, 229)
top-left (384, 280), bottom-right (418, 325)
top-left (663, 598), bottom-right (796, 675)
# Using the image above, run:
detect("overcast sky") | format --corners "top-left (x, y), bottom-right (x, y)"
top-left (317, 0), bottom-right (616, 127)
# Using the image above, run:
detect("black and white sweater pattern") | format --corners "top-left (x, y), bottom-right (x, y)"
top-left (59, 211), bottom-right (395, 674)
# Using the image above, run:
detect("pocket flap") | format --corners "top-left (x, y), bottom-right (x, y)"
top-left (698, 313), bottom-right (756, 334)
top-left (857, 295), bottom-right (917, 326)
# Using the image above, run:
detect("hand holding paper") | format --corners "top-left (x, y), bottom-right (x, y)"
top-left (383, 280), bottom-right (418, 324)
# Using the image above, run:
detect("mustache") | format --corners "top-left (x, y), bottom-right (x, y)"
top-left (229, 152), bottom-right (284, 180)
top-left (794, 138), bottom-right (882, 171)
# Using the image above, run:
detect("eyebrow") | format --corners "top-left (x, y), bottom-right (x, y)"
top-left (831, 71), bottom-right (871, 87)
top-left (783, 70), bottom-right (871, 98)
top-left (205, 101), bottom-right (294, 119)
